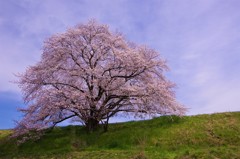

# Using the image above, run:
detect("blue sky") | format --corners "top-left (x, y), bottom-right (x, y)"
top-left (0, 0), bottom-right (240, 129)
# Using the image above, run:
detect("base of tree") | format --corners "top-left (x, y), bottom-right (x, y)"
top-left (86, 118), bottom-right (99, 133)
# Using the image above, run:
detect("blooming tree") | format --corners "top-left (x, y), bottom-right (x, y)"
top-left (13, 20), bottom-right (186, 140)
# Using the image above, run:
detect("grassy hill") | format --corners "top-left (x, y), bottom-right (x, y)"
top-left (0, 112), bottom-right (240, 159)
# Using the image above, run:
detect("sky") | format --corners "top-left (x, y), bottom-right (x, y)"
top-left (0, 0), bottom-right (240, 129)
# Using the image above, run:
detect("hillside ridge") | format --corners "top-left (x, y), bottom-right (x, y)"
top-left (0, 111), bottom-right (240, 159)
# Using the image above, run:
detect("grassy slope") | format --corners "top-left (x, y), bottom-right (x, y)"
top-left (0, 112), bottom-right (240, 159)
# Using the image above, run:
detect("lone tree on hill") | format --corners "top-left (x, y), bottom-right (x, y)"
top-left (13, 20), bottom-right (186, 140)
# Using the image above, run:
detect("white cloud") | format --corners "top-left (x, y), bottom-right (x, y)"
top-left (0, 33), bottom-right (41, 91)
top-left (192, 78), bottom-right (240, 114)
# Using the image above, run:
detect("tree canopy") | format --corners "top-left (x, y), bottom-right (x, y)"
top-left (13, 20), bottom-right (186, 141)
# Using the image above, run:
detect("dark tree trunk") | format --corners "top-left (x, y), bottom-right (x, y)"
top-left (103, 121), bottom-right (108, 132)
top-left (86, 118), bottom-right (99, 133)
top-left (103, 115), bottom-right (110, 132)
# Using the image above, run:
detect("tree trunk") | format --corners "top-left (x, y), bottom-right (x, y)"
top-left (86, 118), bottom-right (99, 133)
top-left (103, 115), bottom-right (110, 132)
top-left (103, 121), bottom-right (108, 132)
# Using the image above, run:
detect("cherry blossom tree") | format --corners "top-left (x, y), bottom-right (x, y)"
top-left (13, 20), bottom-right (186, 140)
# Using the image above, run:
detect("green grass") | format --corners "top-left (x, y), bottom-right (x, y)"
top-left (0, 112), bottom-right (240, 158)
